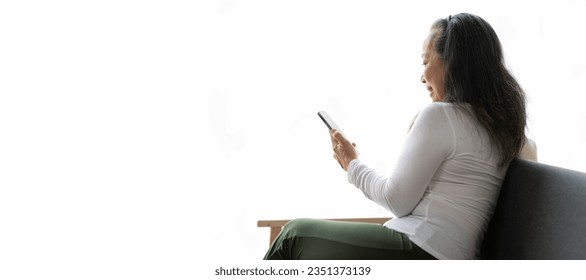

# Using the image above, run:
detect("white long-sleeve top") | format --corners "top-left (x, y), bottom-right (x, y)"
top-left (347, 102), bottom-right (507, 260)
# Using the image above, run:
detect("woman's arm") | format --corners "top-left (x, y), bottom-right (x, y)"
top-left (345, 103), bottom-right (455, 217)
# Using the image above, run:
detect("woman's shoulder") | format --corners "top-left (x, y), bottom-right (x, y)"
top-left (415, 102), bottom-right (474, 131)
top-left (418, 102), bottom-right (456, 118)
top-left (421, 102), bottom-right (471, 118)
top-left (411, 102), bottom-right (456, 129)
top-left (424, 101), bottom-right (459, 109)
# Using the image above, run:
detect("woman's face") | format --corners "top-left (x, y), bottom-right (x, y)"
top-left (421, 29), bottom-right (446, 102)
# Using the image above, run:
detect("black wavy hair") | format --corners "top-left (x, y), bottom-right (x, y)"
top-left (432, 13), bottom-right (527, 167)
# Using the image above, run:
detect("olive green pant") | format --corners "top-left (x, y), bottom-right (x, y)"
top-left (263, 218), bottom-right (436, 260)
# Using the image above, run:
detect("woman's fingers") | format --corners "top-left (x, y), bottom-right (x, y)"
top-left (328, 129), bottom-right (358, 171)
top-left (333, 154), bottom-right (343, 168)
top-left (329, 129), bottom-right (339, 147)
top-left (330, 129), bottom-right (349, 144)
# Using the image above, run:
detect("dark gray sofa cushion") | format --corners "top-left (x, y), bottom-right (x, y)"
top-left (480, 159), bottom-right (586, 259)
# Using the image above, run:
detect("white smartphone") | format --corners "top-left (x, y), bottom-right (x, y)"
top-left (317, 111), bottom-right (346, 138)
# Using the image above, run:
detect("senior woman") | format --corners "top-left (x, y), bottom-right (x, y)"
top-left (264, 13), bottom-right (535, 260)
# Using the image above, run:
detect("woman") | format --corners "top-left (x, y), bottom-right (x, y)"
top-left (264, 13), bottom-right (533, 260)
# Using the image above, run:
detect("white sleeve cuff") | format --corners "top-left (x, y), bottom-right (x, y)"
top-left (347, 159), bottom-right (362, 185)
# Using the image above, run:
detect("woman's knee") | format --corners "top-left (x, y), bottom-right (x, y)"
top-left (281, 218), bottom-right (319, 238)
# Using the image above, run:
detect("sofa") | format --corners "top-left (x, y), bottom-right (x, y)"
top-left (480, 158), bottom-right (586, 259)
top-left (258, 159), bottom-right (586, 259)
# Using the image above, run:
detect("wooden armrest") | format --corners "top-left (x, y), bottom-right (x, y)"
top-left (257, 217), bottom-right (391, 246)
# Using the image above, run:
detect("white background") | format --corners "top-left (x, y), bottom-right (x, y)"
top-left (1, 0), bottom-right (585, 267)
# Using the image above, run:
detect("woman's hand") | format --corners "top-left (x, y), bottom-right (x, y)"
top-left (330, 129), bottom-right (358, 171)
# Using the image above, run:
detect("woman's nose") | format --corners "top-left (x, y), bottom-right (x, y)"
top-left (420, 75), bottom-right (426, 83)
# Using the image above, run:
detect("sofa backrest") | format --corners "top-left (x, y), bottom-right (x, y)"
top-left (480, 159), bottom-right (586, 259)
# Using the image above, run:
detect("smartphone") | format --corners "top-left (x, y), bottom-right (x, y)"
top-left (317, 111), bottom-right (346, 138)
